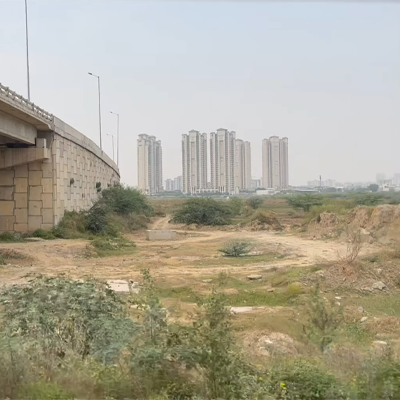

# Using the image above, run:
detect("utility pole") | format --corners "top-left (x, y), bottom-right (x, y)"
top-left (88, 72), bottom-right (102, 150)
top-left (24, 0), bottom-right (31, 100)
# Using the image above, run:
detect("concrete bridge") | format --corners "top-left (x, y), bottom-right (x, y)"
top-left (0, 83), bottom-right (120, 233)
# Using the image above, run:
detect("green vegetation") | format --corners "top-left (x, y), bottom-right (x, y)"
top-left (229, 197), bottom-right (244, 215)
top-left (171, 198), bottom-right (233, 225)
top-left (286, 194), bottom-right (324, 212)
top-left (246, 196), bottom-right (264, 210)
top-left (219, 240), bottom-right (253, 257)
top-left (89, 236), bottom-right (136, 257)
top-left (0, 232), bottom-right (23, 242)
top-left (30, 229), bottom-right (56, 240)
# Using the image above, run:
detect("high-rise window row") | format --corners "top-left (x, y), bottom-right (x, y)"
top-left (137, 134), bottom-right (163, 195)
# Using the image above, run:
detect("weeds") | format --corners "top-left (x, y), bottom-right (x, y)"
top-left (219, 240), bottom-right (253, 257)
top-left (337, 228), bottom-right (363, 266)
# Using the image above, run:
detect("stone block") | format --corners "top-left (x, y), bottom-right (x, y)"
top-left (42, 208), bottom-right (53, 224)
top-left (41, 178), bottom-right (52, 193)
top-left (15, 208), bottom-right (28, 224)
top-left (29, 171), bottom-right (43, 186)
top-left (15, 193), bottom-right (28, 208)
top-left (14, 177), bottom-right (28, 193)
top-left (14, 223), bottom-right (28, 232)
top-left (29, 162), bottom-right (42, 171)
top-left (146, 230), bottom-right (177, 240)
top-left (0, 216), bottom-right (15, 231)
top-left (0, 170), bottom-right (14, 186)
top-left (29, 201), bottom-right (42, 216)
top-left (28, 216), bottom-right (42, 232)
top-left (41, 162), bottom-right (53, 178)
top-left (29, 186), bottom-right (42, 201)
top-left (42, 193), bottom-right (53, 209)
top-left (0, 186), bottom-right (13, 200)
top-left (14, 164), bottom-right (28, 178)
top-left (0, 201), bottom-right (14, 216)
top-left (41, 223), bottom-right (53, 230)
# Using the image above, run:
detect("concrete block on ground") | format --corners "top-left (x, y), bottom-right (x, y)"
top-left (14, 177), bottom-right (28, 193)
top-left (0, 186), bottom-right (13, 200)
top-left (0, 201), bottom-right (15, 216)
top-left (0, 216), bottom-right (16, 231)
top-left (107, 280), bottom-right (140, 294)
top-left (0, 170), bottom-right (15, 186)
top-left (146, 230), bottom-right (177, 241)
top-left (14, 193), bottom-right (27, 208)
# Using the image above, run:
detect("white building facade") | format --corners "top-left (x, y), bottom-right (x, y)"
top-left (182, 130), bottom-right (208, 194)
top-left (137, 134), bottom-right (163, 195)
top-left (262, 136), bottom-right (289, 189)
top-left (235, 139), bottom-right (252, 192)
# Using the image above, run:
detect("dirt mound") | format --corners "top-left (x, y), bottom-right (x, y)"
top-left (249, 211), bottom-right (283, 231)
top-left (308, 212), bottom-right (340, 239)
top-left (348, 205), bottom-right (400, 244)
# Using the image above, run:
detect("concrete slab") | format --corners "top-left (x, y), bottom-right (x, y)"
top-left (146, 230), bottom-right (177, 240)
top-left (107, 279), bottom-right (140, 294)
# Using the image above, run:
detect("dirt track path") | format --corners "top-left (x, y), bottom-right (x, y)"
top-left (0, 218), bottom-right (382, 286)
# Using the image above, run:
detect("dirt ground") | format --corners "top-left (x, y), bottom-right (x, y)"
top-left (0, 216), bottom-right (383, 287)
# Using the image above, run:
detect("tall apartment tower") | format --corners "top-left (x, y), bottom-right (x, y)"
top-left (235, 140), bottom-right (252, 192)
top-left (182, 130), bottom-right (208, 194)
top-left (210, 129), bottom-right (236, 194)
top-left (262, 136), bottom-right (289, 189)
top-left (137, 134), bottom-right (163, 195)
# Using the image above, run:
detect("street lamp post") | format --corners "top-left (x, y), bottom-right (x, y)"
top-left (110, 111), bottom-right (119, 166)
top-left (24, 0), bottom-right (31, 100)
top-left (88, 72), bottom-right (102, 150)
top-left (107, 133), bottom-right (115, 161)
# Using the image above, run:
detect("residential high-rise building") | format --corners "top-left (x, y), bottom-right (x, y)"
top-left (173, 175), bottom-right (183, 191)
top-left (182, 130), bottom-right (208, 194)
top-left (210, 129), bottom-right (236, 194)
top-left (137, 134), bottom-right (163, 195)
top-left (262, 136), bottom-right (289, 189)
top-left (165, 178), bottom-right (174, 191)
top-left (235, 140), bottom-right (251, 192)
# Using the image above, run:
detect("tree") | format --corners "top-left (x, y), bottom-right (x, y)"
top-left (368, 184), bottom-right (379, 193)
top-left (247, 196), bottom-right (264, 210)
top-left (229, 197), bottom-right (243, 215)
top-left (286, 194), bottom-right (323, 212)
top-left (171, 198), bottom-right (233, 225)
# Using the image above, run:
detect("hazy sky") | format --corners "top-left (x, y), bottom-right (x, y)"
top-left (1, 0), bottom-right (399, 186)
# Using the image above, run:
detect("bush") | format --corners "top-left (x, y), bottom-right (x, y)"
top-left (30, 229), bottom-right (56, 240)
top-left (247, 196), bottom-right (264, 210)
top-left (352, 193), bottom-right (383, 206)
top-left (17, 382), bottom-right (72, 400)
top-left (53, 211), bottom-right (87, 239)
top-left (100, 185), bottom-right (153, 216)
top-left (0, 232), bottom-right (23, 242)
top-left (229, 197), bottom-right (244, 215)
top-left (286, 194), bottom-right (323, 212)
top-left (268, 358), bottom-right (346, 400)
top-left (219, 240), bottom-right (253, 257)
top-left (171, 198), bottom-right (233, 225)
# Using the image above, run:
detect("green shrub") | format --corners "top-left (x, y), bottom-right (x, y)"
top-left (90, 236), bottom-right (136, 257)
top-left (53, 211), bottom-right (87, 239)
top-left (268, 358), bottom-right (346, 400)
top-left (286, 283), bottom-right (303, 296)
top-left (351, 193), bottom-right (383, 206)
top-left (219, 240), bottom-right (253, 257)
top-left (17, 381), bottom-right (73, 400)
top-left (247, 196), bottom-right (264, 210)
top-left (171, 198), bottom-right (233, 225)
top-left (0, 275), bottom-right (135, 361)
top-left (0, 232), bottom-right (23, 242)
top-left (30, 229), bottom-right (56, 240)
top-left (286, 194), bottom-right (323, 212)
top-left (229, 197), bottom-right (244, 215)
top-left (85, 204), bottom-right (118, 236)
top-left (100, 185), bottom-right (153, 216)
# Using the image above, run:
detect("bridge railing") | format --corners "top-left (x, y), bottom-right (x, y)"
top-left (0, 83), bottom-right (54, 124)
